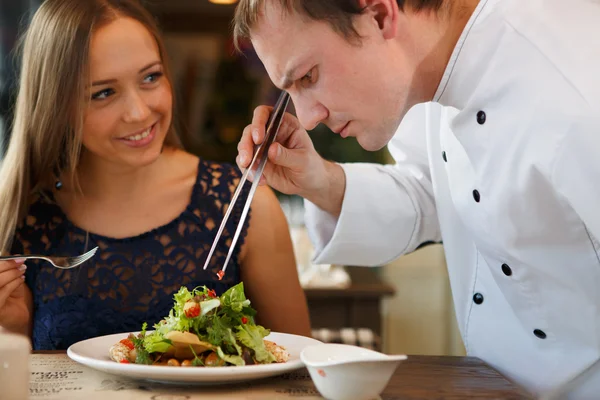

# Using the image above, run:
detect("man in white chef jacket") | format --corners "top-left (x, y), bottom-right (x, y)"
top-left (233, 0), bottom-right (600, 396)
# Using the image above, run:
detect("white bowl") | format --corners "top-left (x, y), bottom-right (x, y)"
top-left (300, 343), bottom-right (407, 400)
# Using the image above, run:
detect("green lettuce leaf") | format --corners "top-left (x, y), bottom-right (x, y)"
top-left (143, 331), bottom-right (173, 353)
top-left (224, 328), bottom-right (243, 356)
top-left (154, 309), bottom-right (191, 336)
top-left (235, 324), bottom-right (275, 363)
top-left (199, 298), bottom-right (221, 316)
top-left (206, 313), bottom-right (233, 347)
top-left (131, 322), bottom-right (148, 349)
top-left (173, 286), bottom-right (194, 316)
top-left (216, 346), bottom-right (245, 366)
top-left (131, 322), bottom-right (153, 364)
top-left (135, 347), bottom-right (153, 365)
top-left (220, 282), bottom-right (251, 313)
top-left (189, 345), bottom-right (205, 366)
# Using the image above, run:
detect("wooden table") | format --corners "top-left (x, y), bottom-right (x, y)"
top-left (389, 355), bottom-right (532, 399)
top-left (31, 351), bottom-right (532, 399)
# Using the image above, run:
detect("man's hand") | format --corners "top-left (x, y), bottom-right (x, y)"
top-left (236, 106), bottom-right (345, 216)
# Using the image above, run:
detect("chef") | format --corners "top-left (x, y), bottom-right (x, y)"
top-left (232, 0), bottom-right (600, 396)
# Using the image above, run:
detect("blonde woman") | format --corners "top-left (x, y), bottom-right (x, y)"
top-left (0, 0), bottom-right (310, 350)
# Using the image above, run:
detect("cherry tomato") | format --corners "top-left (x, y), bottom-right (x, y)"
top-left (184, 301), bottom-right (201, 318)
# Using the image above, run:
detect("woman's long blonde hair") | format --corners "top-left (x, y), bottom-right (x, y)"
top-left (0, 0), bottom-right (180, 254)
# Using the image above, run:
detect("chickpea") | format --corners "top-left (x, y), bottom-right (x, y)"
top-left (167, 358), bottom-right (181, 367)
top-left (181, 359), bottom-right (193, 367)
top-left (128, 349), bottom-right (137, 363)
top-left (204, 352), bottom-right (226, 367)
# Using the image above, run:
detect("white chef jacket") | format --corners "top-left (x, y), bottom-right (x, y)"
top-left (304, 0), bottom-right (600, 396)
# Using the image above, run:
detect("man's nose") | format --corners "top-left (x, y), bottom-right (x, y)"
top-left (292, 95), bottom-right (328, 131)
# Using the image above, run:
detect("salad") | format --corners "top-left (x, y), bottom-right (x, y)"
top-left (109, 283), bottom-right (289, 367)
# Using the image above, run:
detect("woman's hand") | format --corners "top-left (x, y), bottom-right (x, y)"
top-left (0, 259), bottom-right (31, 335)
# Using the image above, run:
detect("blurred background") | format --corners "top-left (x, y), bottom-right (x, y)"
top-left (0, 0), bottom-right (464, 357)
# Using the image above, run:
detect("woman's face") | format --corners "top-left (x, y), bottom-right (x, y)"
top-left (82, 16), bottom-right (172, 169)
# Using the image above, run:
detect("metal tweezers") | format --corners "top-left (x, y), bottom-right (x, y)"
top-left (202, 91), bottom-right (291, 279)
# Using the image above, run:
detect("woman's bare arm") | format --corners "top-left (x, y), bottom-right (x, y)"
top-left (240, 186), bottom-right (312, 337)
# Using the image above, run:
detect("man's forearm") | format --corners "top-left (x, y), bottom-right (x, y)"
top-left (301, 160), bottom-right (346, 217)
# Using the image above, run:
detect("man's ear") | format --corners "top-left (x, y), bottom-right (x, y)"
top-left (357, 0), bottom-right (399, 39)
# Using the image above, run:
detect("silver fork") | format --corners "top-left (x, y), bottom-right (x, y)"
top-left (0, 246), bottom-right (98, 269)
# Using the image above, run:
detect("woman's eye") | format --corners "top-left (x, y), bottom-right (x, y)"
top-left (143, 71), bottom-right (163, 84)
top-left (91, 88), bottom-right (114, 100)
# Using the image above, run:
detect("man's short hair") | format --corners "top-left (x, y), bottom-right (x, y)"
top-left (233, 0), bottom-right (444, 51)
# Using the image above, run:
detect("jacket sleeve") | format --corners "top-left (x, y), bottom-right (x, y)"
top-left (304, 103), bottom-right (442, 266)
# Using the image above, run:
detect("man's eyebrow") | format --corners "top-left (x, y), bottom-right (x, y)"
top-left (280, 66), bottom-right (297, 90)
top-left (91, 61), bottom-right (162, 86)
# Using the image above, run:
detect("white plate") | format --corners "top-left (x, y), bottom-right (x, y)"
top-left (67, 331), bottom-right (321, 385)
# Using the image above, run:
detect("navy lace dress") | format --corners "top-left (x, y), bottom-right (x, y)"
top-left (12, 159), bottom-right (251, 350)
